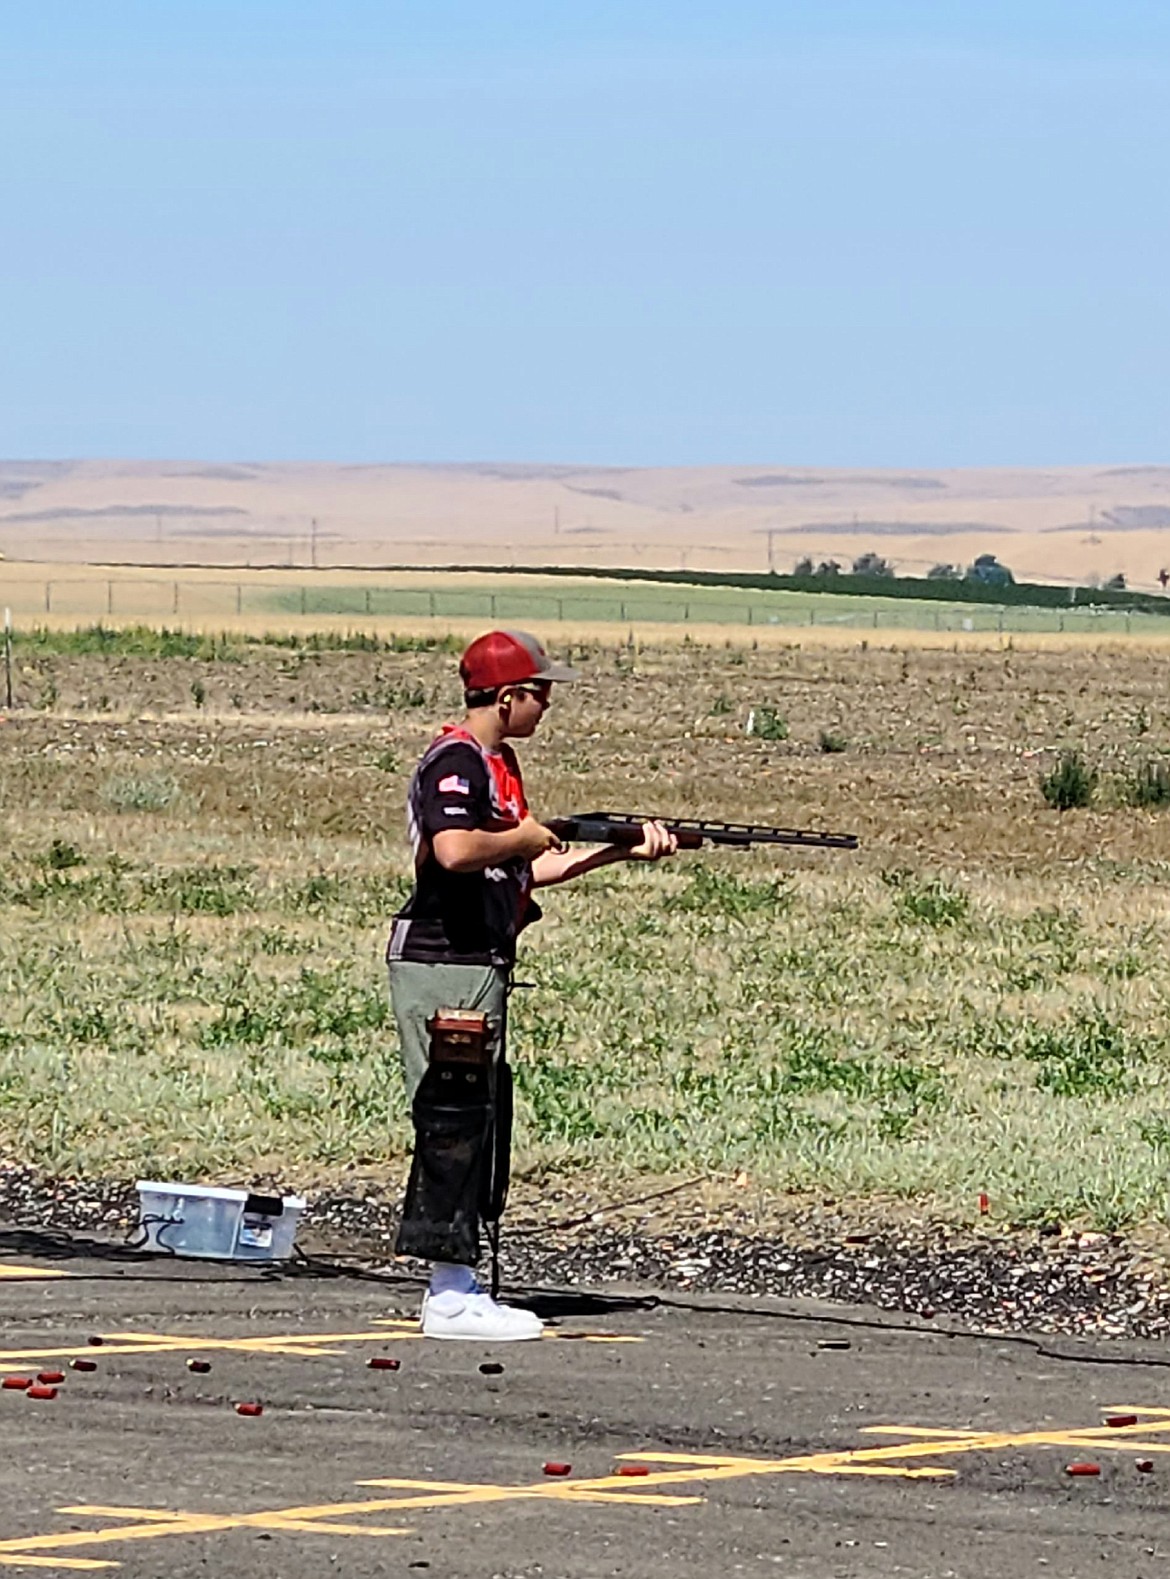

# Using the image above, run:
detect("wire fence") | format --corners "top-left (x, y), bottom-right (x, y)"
top-left (3, 574), bottom-right (1165, 637)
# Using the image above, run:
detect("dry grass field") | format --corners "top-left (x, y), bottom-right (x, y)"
top-left (3, 626), bottom-right (1170, 1234)
top-left (3, 457), bottom-right (1170, 591)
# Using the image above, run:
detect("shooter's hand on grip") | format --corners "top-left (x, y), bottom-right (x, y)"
top-left (432, 815), bottom-right (563, 873)
top-left (511, 814), bottom-right (565, 860)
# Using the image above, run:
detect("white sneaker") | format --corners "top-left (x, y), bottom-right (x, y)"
top-left (420, 1289), bottom-right (544, 1342)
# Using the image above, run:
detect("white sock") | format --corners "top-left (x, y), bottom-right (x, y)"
top-left (428, 1262), bottom-right (479, 1297)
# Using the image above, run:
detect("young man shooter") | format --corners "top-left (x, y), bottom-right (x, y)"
top-left (387, 630), bottom-right (676, 1340)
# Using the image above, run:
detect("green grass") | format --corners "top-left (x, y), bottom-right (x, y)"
top-left (4, 638), bottom-right (1170, 1232)
top-left (11, 623), bottom-right (464, 658)
top-left (3, 841), bottom-right (1168, 1228)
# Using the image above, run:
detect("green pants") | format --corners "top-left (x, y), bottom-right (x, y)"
top-left (387, 960), bottom-right (509, 1102)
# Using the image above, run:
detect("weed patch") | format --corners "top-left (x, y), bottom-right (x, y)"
top-left (101, 773), bottom-right (181, 813)
top-left (1040, 750), bottom-right (1097, 811)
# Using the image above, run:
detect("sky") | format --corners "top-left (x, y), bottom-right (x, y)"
top-left (0, 1), bottom-right (1167, 468)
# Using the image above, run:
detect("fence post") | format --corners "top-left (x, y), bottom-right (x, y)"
top-left (300, 587), bottom-right (307, 616)
top-left (4, 608), bottom-right (12, 709)
top-left (489, 594), bottom-right (496, 618)
top-left (236, 583), bottom-right (243, 616)
top-left (428, 592), bottom-right (436, 617)
top-left (173, 582), bottom-right (180, 615)
top-left (683, 602), bottom-right (689, 621)
top-left (107, 580), bottom-right (114, 616)
top-left (620, 601), bottom-right (627, 621)
top-left (556, 598), bottom-right (563, 620)
top-left (45, 582), bottom-right (51, 614)
top-left (747, 605), bottom-right (753, 625)
top-left (365, 589), bottom-right (372, 614)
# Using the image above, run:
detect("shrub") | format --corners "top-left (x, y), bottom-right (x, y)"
top-left (1124, 759), bottom-right (1170, 809)
top-left (818, 729), bottom-right (848, 754)
top-left (747, 706), bottom-right (788, 741)
top-left (1039, 750), bottom-right (1096, 811)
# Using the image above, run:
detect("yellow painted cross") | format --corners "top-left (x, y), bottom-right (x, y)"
top-left (3, 1406), bottom-right (1167, 1570)
top-left (0, 1318), bottom-right (640, 1373)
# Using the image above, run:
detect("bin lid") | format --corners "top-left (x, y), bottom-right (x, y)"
top-left (136, 1180), bottom-right (305, 1210)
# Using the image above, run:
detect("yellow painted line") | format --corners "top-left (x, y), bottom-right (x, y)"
top-left (358, 1475), bottom-right (702, 1509)
top-left (0, 1559), bottom-right (114, 1571)
top-left (0, 1266), bottom-right (70, 1281)
top-left (0, 1329), bottom-right (419, 1371)
top-left (61, 1505), bottom-right (412, 1537)
top-left (862, 1426), bottom-right (988, 1439)
top-left (56, 1511), bottom-right (187, 1525)
top-left (371, 1316), bottom-right (644, 1344)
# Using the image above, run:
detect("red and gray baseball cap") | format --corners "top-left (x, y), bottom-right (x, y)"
top-left (459, 629), bottom-right (580, 691)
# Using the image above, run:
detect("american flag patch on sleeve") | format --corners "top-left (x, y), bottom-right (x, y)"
top-left (438, 774), bottom-right (471, 795)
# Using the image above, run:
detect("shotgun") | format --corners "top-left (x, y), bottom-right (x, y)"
top-left (545, 812), bottom-right (858, 852)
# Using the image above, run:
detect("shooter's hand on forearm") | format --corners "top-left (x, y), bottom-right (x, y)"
top-left (622, 819), bottom-right (679, 861)
top-left (432, 815), bottom-right (564, 873)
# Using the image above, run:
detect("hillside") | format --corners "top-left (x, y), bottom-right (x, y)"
top-left (1, 459), bottom-right (1169, 592)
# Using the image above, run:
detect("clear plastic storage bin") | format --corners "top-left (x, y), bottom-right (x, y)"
top-left (134, 1180), bottom-right (305, 1261)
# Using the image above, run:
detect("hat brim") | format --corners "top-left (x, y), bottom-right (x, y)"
top-left (539, 661), bottom-right (580, 682)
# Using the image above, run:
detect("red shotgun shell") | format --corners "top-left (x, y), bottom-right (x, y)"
top-left (37, 1371), bottom-right (65, 1385)
top-left (542, 1462), bottom-right (572, 1477)
top-left (2, 1377), bottom-right (32, 1391)
top-left (1136, 1459), bottom-right (1155, 1473)
top-left (616, 1465), bottom-right (650, 1477)
top-left (186, 1359), bottom-right (212, 1374)
top-left (1105, 1414), bottom-right (1138, 1428)
top-left (978, 1192), bottom-right (990, 1215)
top-left (1065, 1462), bottom-right (1101, 1477)
top-left (87, 1336), bottom-right (104, 1346)
top-left (69, 1359), bottom-right (98, 1373)
top-left (235, 1402), bottom-right (264, 1417)
top-left (368, 1357), bottom-right (401, 1371)
top-left (26, 1386), bottom-right (58, 1400)
top-left (478, 1362), bottom-right (504, 1376)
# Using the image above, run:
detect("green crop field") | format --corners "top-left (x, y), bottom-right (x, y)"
top-left (261, 575), bottom-right (1157, 637)
top-left (3, 628), bottom-right (1170, 1235)
top-left (3, 561), bottom-right (1164, 638)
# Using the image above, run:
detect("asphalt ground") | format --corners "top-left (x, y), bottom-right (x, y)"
top-left (2, 1234), bottom-right (1170, 1578)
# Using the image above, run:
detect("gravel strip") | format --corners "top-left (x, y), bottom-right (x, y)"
top-left (4, 1164), bottom-right (1169, 1342)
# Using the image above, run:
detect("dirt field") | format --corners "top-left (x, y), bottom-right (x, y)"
top-left (2, 629), bottom-right (1170, 1234)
